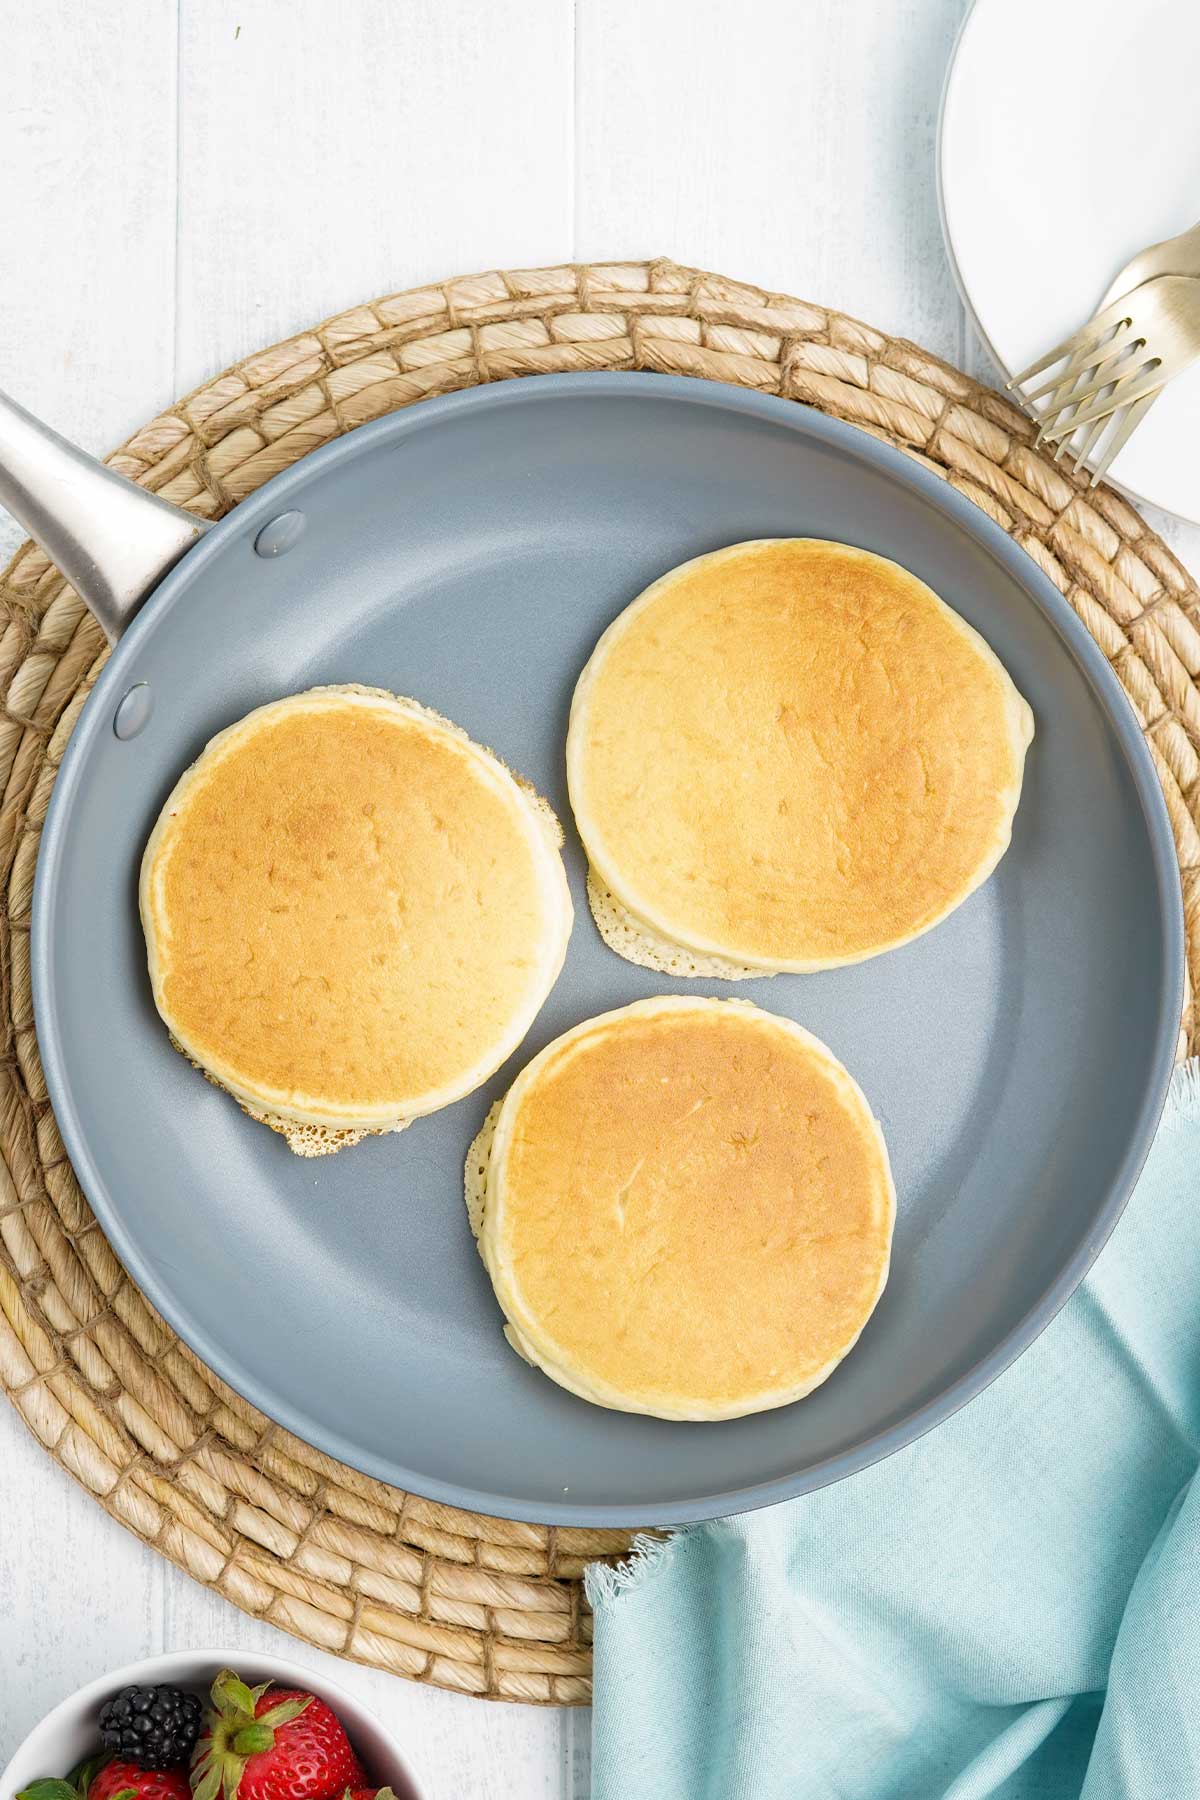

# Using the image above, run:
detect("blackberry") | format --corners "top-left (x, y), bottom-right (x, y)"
top-left (98, 1685), bottom-right (204, 1769)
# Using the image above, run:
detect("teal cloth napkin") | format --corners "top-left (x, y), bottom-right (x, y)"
top-left (587, 1060), bottom-right (1200, 1800)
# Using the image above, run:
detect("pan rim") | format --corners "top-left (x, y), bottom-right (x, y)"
top-left (31, 371), bottom-right (1186, 1525)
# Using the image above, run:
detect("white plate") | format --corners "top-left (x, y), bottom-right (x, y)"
top-left (939, 0), bottom-right (1200, 523)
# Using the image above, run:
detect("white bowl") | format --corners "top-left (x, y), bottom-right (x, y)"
top-left (0, 1651), bottom-right (424, 1800)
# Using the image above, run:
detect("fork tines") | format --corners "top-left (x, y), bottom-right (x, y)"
top-left (1006, 291), bottom-right (1167, 486)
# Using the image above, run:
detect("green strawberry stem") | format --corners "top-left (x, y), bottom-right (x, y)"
top-left (192, 1671), bottom-right (313, 1800)
top-left (230, 1728), bottom-right (273, 1757)
top-left (16, 1758), bottom-right (128, 1800)
top-left (69, 1758), bottom-right (111, 1796)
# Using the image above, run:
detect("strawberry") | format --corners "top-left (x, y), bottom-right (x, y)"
top-left (18, 1759), bottom-right (191, 1800)
top-left (191, 1672), bottom-right (361, 1800)
top-left (343, 1791), bottom-right (398, 1800)
top-left (91, 1765), bottom-right (191, 1800)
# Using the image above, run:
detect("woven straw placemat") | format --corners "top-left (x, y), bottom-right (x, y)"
top-left (0, 259), bottom-right (1197, 1707)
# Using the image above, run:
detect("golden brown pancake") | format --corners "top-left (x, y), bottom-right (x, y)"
top-left (141, 686), bottom-right (572, 1155)
top-left (567, 538), bottom-right (1034, 973)
top-left (469, 997), bottom-right (895, 1419)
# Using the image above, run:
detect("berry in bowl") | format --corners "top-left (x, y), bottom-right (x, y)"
top-left (1, 1654), bottom-right (422, 1800)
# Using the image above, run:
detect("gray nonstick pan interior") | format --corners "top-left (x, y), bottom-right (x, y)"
top-left (32, 374), bottom-right (1183, 1524)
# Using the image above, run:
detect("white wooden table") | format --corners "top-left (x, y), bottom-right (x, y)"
top-left (2, 2), bottom-right (1197, 1792)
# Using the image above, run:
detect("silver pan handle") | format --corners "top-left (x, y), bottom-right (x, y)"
top-left (0, 387), bottom-right (209, 643)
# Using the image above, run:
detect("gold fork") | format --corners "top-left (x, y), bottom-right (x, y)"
top-left (1097, 219), bottom-right (1200, 301)
top-left (1024, 221), bottom-right (1200, 476)
top-left (1007, 273), bottom-right (1200, 485)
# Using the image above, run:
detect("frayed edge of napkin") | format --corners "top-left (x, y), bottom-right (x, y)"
top-left (586, 1529), bottom-right (701, 1610)
top-left (1164, 1057), bottom-right (1200, 1127)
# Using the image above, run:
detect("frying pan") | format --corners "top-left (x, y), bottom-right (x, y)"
top-left (0, 371), bottom-right (1183, 1525)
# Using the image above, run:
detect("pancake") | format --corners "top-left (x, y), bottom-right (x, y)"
top-left (567, 538), bottom-right (1034, 973)
top-left (141, 685), bottom-right (572, 1155)
top-left (468, 996), bottom-right (895, 1420)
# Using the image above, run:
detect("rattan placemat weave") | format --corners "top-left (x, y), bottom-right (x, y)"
top-left (0, 260), bottom-right (1197, 1707)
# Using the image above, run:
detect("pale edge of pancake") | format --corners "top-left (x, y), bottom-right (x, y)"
top-left (566, 539), bottom-right (1036, 974)
top-left (141, 684), bottom-right (572, 1154)
top-left (179, 1041), bottom-right (410, 1158)
top-left (464, 995), bottom-right (897, 1420)
top-left (464, 1098), bottom-right (534, 1365)
top-left (585, 872), bottom-right (770, 982)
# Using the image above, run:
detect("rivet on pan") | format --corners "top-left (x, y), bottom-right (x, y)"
top-left (254, 511), bottom-right (307, 558)
top-left (113, 683), bottom-right (153, 741)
